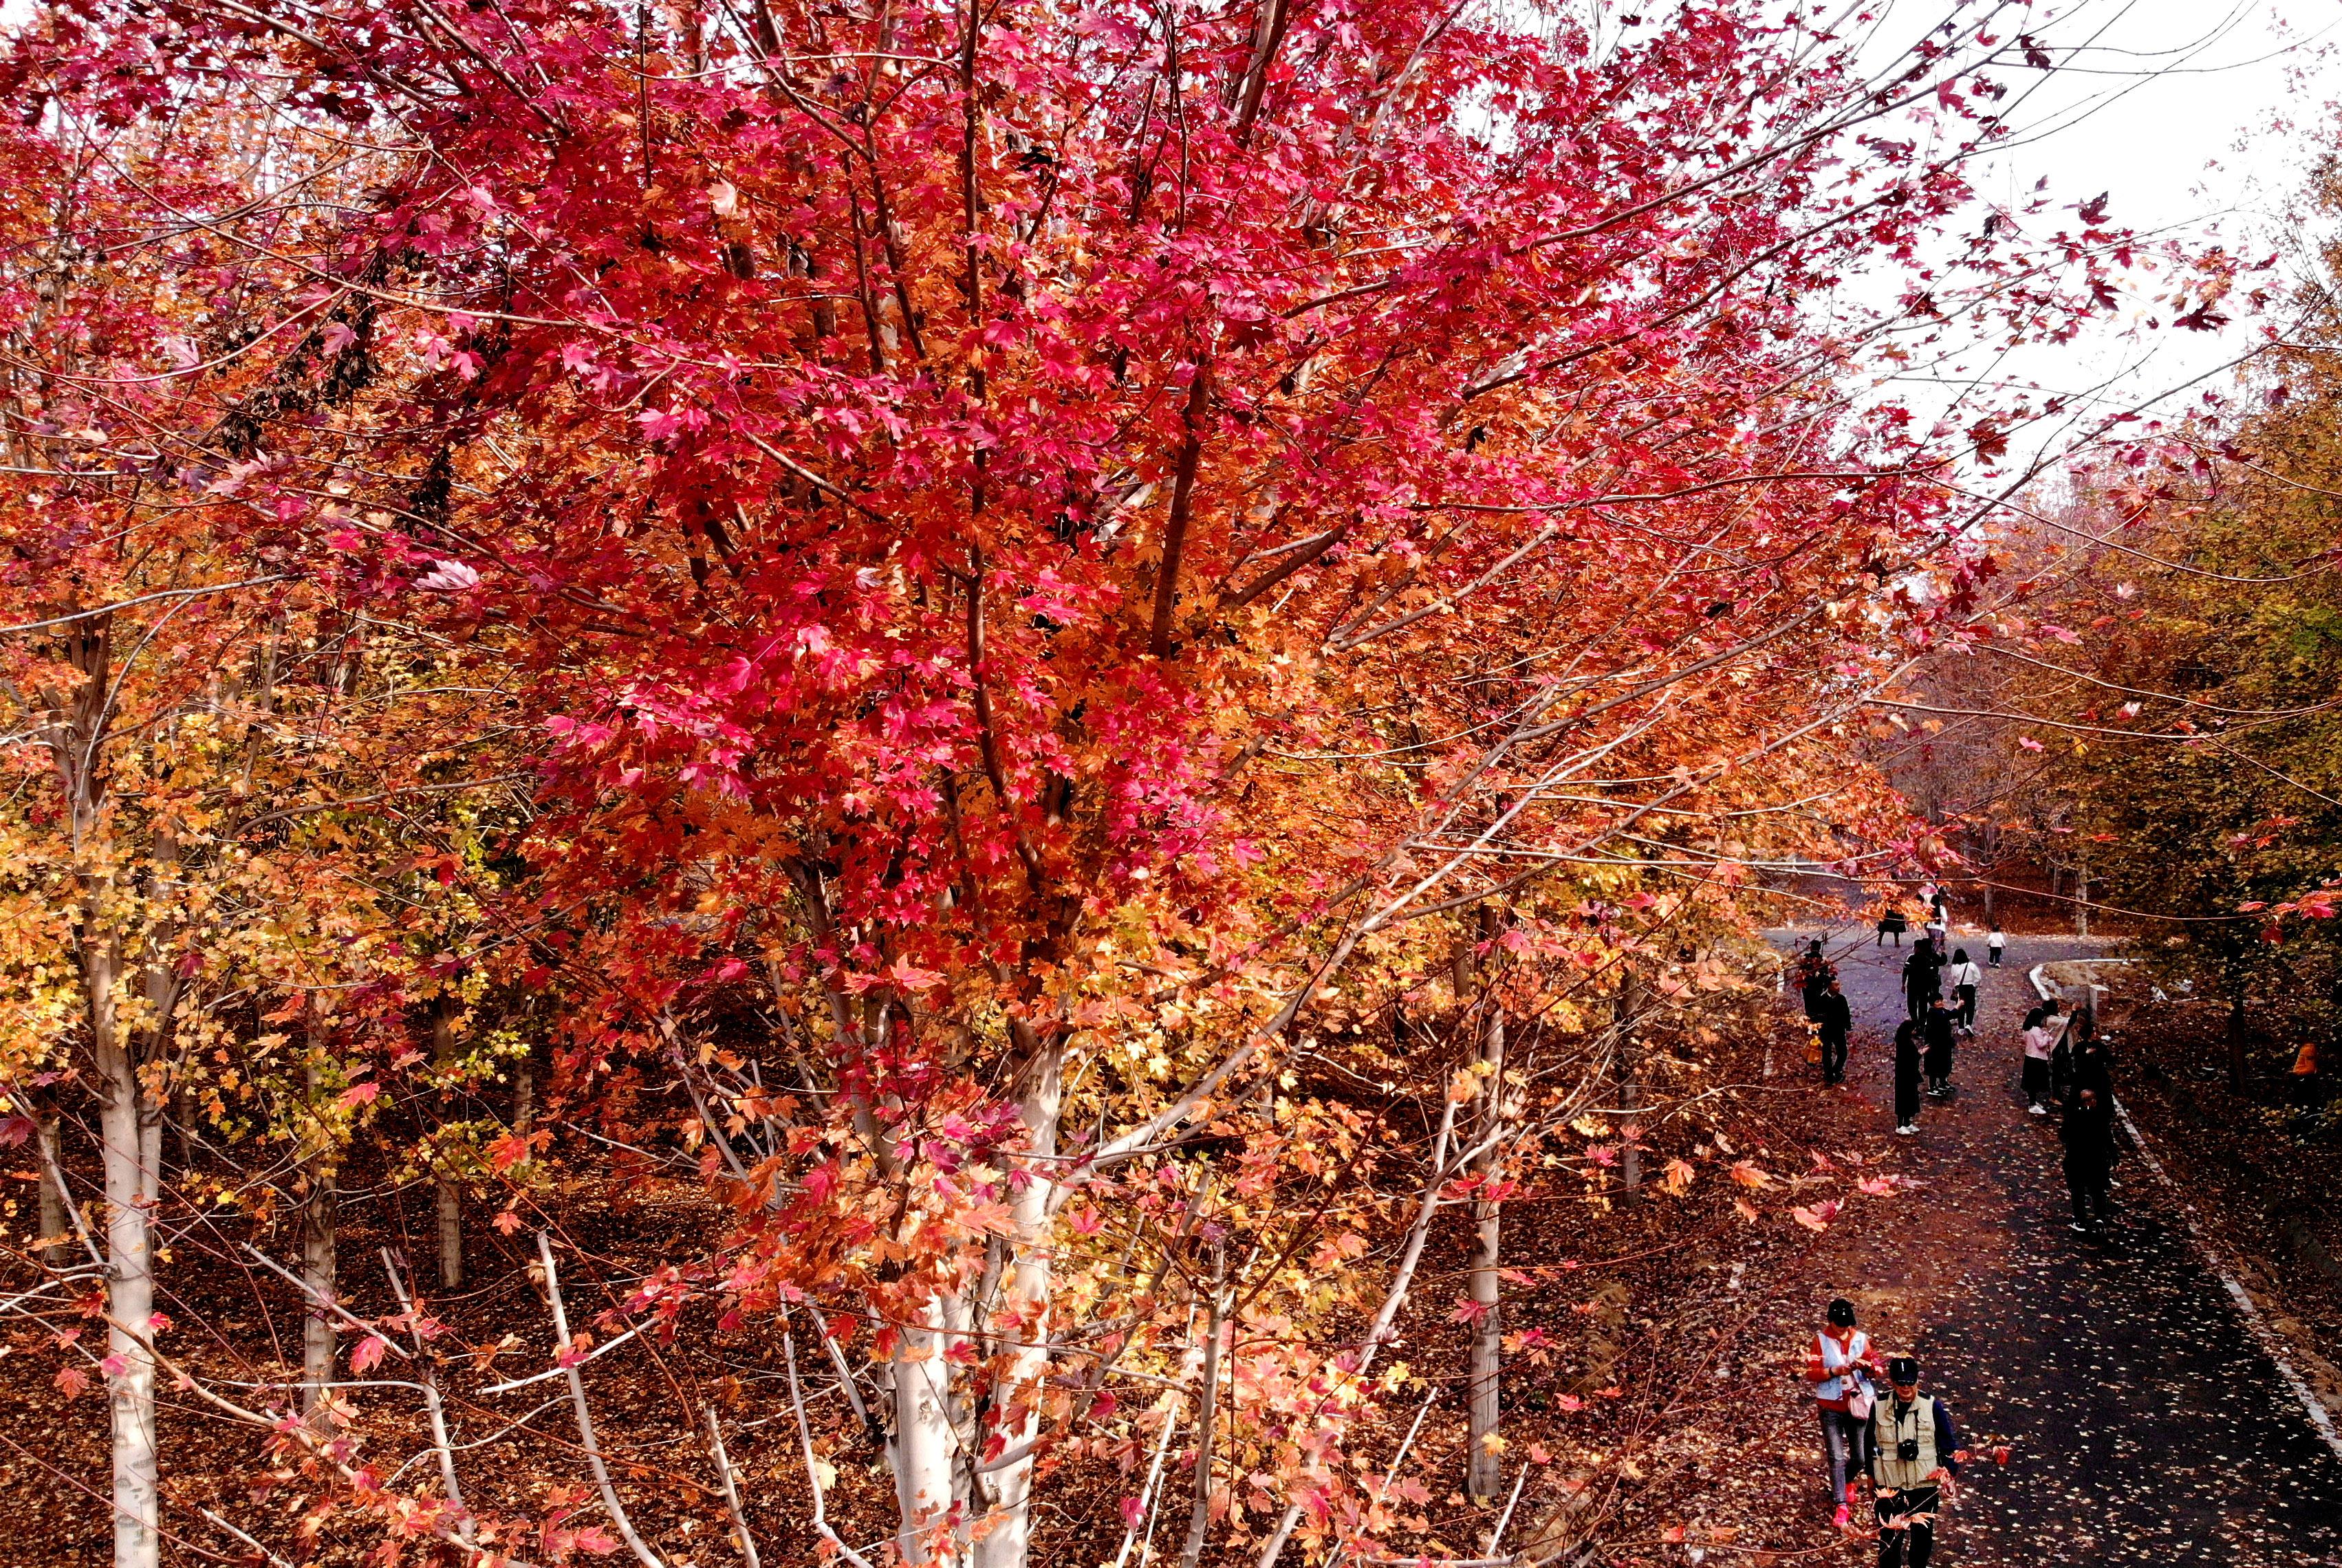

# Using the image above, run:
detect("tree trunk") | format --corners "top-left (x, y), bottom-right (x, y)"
top-left (35, 1104), bottom-right (67, 1272)
top-left (432, 1008), bottom-right (463, 1291)
top-left (1177, 1241), bottom-right (1228, 1568)
top-left (1616, 968), bottom-right (1643, 1199)
top-left (513, 1043), bottom-right (536, 1135)
top-left (94, 952), bottom-right (162, 1568)
top-left (970, 1039), bottom-right (1062, 1568)
top-left (301, 1052), bottom-right (339, 1428)
top-left (2073, 846), bottom-right (2090, 937)
top-left (892, 1293), bottom-right (962, 1565)
top-left (1464, 1000), bottom-right (1505, 1502)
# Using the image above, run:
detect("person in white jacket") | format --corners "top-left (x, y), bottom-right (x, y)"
top-left (1944, 948), bottom-right (1982, 1030)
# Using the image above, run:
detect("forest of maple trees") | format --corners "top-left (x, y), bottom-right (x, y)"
top-left (2, 0), bottom-right (2334, 1565)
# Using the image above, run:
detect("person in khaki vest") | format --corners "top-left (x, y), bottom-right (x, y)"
top-left (1866, 1355), bottom-right (1966, 1567)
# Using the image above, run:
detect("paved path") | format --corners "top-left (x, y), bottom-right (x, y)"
top-left (1773, 926), bottom-right (2342, 1566)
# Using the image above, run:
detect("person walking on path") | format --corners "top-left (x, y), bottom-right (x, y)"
top-left (1878, 908), bottom-right (1907, 947)
top-left (1902, 939), bottom-right (1942, 1023)
top-left (2041, 1001), bottom-right (2074, 1106)
top-left (1944, 948), bottom-right (1981, 1030)
top-left (1985, 923), bottom-right (2005, 968)
top-left (1795, 939), bottom-right (1836, 1021)
top-left (1923, 994), bottom-right (1958, 1098)
top-left (1806, 1298), bottom-right (1882, 1526)
top-left (2061, 1083), bottom-right (2120, 1234)
top-left (1867, 1355), bottom-right (1966, 1568)
top-left (1816, 977), bottom-right (1853, 1087)
top-left (2019, 1005), bottom-right (2056, 1115)
top-left (1894, 1019), bottom-right (1923, 1135)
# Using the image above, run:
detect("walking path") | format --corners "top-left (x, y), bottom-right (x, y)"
top-left (1770, 927), bottom-right (2342, 1565)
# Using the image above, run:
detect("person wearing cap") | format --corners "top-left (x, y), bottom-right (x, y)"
top-left (1866, 1355), bottom-right (1966, 1567)
top-left (1803, 1297), bottom-right (1881, 1527)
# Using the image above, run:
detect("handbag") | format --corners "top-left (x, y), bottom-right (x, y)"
top-left (1845, 1373), bottom-right (1875, 1420)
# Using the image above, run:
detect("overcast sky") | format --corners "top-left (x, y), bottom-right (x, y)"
top-left (1880, 0), bottom-right (2342, 452)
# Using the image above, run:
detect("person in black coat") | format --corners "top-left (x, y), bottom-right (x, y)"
top-left (1922, 995), bottom-right (1958, 1097)
top-left (2061, 1084), bottom-right (2119, 1234)
top-left (1894, 1019), bottom-right (1922, 1135)
top-left (1815, 977), bottom-right (1853, 1086)
top-left (1902, 940), bottom-right (1942, 1022)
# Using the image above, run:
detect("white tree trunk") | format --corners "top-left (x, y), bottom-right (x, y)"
top-left (970, 1044), bottom-right (1061, 1568)
top-left (433, 1008), bottom-right (463, 1289)
top-left (94, 947), bottom-right (161, 1568)
top-left (36, 1106), bottom-right (67, 1271)
top-left (1464, 1008), bottom-right (1504, 1502)
top-left (893, 1292), bottom-right (962, 1564)
top-left (301, 1056), bottom-right (338, 1426)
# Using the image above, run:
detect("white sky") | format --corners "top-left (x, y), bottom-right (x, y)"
top-left (1875, 0), bottom-right (2342, 455)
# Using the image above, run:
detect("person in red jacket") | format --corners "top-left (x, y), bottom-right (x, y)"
top-left (1804, 1297), bottom-right (1883, 1526)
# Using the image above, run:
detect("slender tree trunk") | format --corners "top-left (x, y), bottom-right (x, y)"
top-left (35, 1102), bottom-right (67, 1272)
top-left (513, 1043), bottom-right (536, 1135)
top-left (1178, 1241), bottom-right (1228, 1568)
top-left (432, 1008), bottom-right (463, 1291)
top-left (970, 1040), bottom-right (1062, 1568)
top-left (2074, 846), bottom-right (2090, 937)
top-left (1616, 968), bottom-right (1643, 1199)
top-left (892, 1292), bottom-right (962, 1565)
top-left (300, 1052), bottom-right (339, 1428)
top-left (94, 949), bottom-right (162, 1568)
top-left (1464, 999), bottom-right (1505, 1501)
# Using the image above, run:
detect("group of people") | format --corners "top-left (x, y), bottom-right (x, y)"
top-left (1797, 908), bottom-right (2129, 1234)
top-left (1795, 923), bottom-right (2004, 1133)
top-left (2023, 999), bottom-right (2126, 1234)
top-left (1804, 1298), bottom-right (1969, 1565)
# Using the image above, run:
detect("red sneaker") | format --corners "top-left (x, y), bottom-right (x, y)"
top-left (1833, 1504), bottom-right (1852, 1528)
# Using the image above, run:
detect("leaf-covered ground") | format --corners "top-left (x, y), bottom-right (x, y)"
top-left (1680, 929), bottom-right (2342, 1567)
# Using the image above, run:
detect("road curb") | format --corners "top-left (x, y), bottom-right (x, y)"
top-left (2030, 961), bottom-right (2342, 1462)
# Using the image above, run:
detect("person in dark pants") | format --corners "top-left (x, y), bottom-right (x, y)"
top-left (2061, 1084), bottom-right (2118, 1234)
top-left (1868, 1355), bottom-right (1965, 1567)
top-left (1797, 940), bottom-right (1836, 1022)
top-left (1922, 995), bottom-right (1957, 1098)
top-left (2019, 1005), bottom-right (2055, 1115)
top-left (1894, 1019), bottom-right (1922, 1135)
top-left (1944, 948), bottom-right (1980, 1030)
top-left (1816, 978), bottom-right (1852, 1086)
top-left (1986, 923), bottom-right (2005, 968)
top-left (1877, 910), bottom-right (1907, 946)
top-left (1902, 939), bottom-right (1941, 1023)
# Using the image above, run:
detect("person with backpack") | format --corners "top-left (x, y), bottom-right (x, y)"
top-left (1867, 1355), bottom-right (1966, 1567)
top-left (1923, 994), bottom-right (1958, 1098)
top-left (1894, 1019), bottom-right (1922, 1135)
top-left (1944, 948), bottom-right (1981, 1030)
top-left (1805, 1298), bottom-right (1881, 1527)
top-left (1815, 977), bottom-right (1853, 1087)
